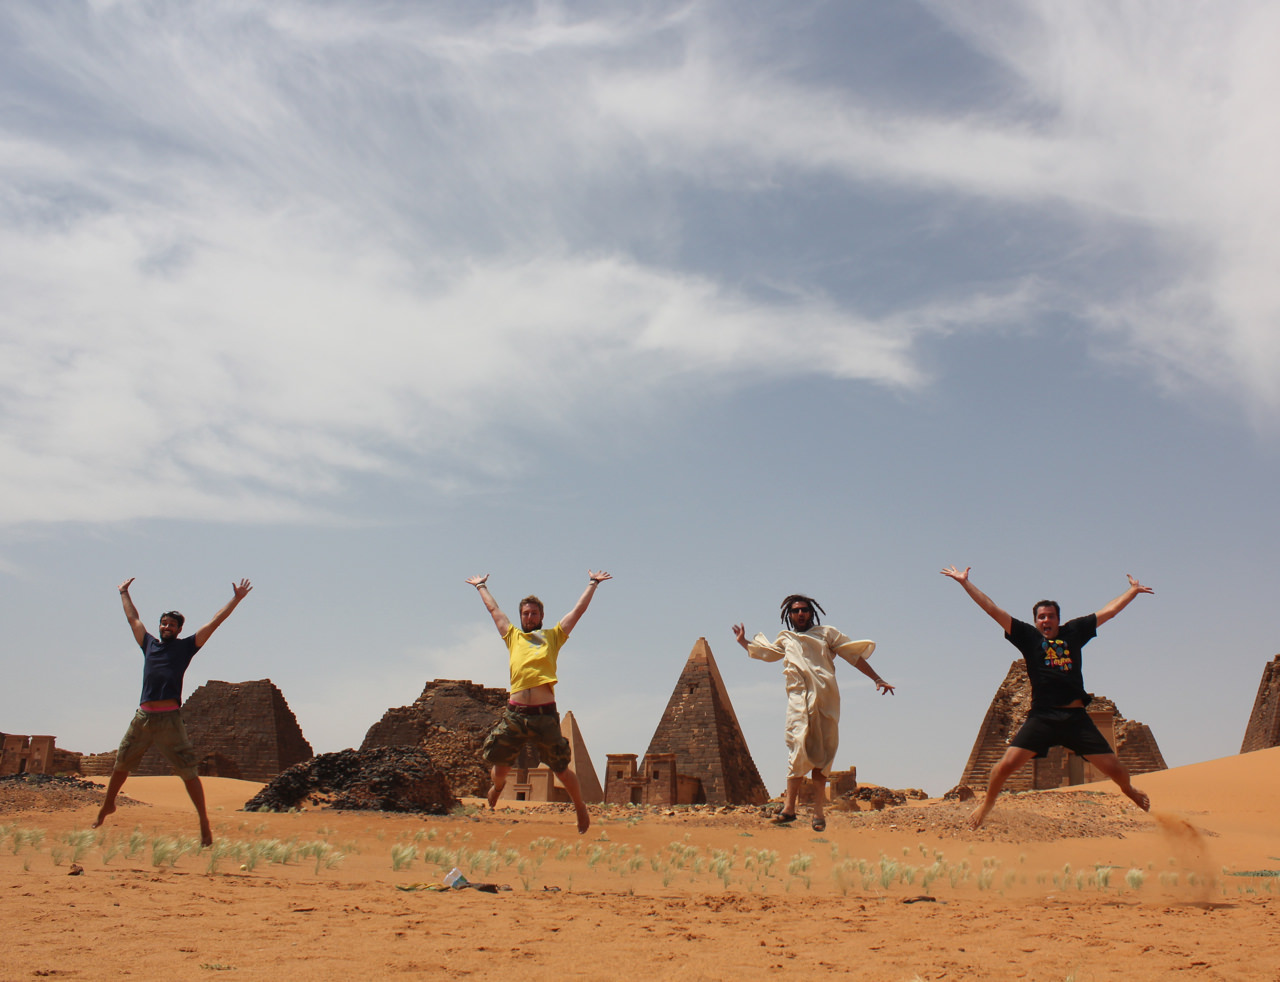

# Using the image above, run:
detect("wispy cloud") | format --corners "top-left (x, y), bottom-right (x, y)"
top-left (2, 1), bottom-right (1276, 526)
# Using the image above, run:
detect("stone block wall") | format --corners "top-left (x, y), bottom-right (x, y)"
top-left (134, 679), bottom-right (313, 782)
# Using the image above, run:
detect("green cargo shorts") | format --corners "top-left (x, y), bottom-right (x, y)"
top-left (113, 709), bottom-right (200, 781)
top-left (481, 708), bottom-right (571, 773)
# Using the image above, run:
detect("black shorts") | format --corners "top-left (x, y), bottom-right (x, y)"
top-left (1010, 708), bottom-right (1114, 759)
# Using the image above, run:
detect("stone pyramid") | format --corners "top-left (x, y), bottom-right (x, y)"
top-left (136, 679), bottom-right (313, 782)
top-left (1241, 654), bottom-right (1280, 752)
top-left (959, 660), bottom-right (1166, 790)
top-left (560, 710), bottom-right (603, 801)
top-left (642, 638), bottom-right (769, 805)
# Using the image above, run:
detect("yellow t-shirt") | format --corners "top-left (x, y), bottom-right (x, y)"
top-left (503, 622), bottom-right (568, 694)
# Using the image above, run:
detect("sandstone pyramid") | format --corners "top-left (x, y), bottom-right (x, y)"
top-left (135, 679), bottom-right (313, 782)
top-left (1241, 654), bottom-right (1280, 753)
top-left (641, 638), bottom-right (769, 805)
top-left (960, 660), bottom-right (1166, 790)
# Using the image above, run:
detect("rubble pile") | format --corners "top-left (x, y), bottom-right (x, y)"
top-left (243, 747), bottom-right (458, 814)
top-left (0, 773), bottom-right (134, 814)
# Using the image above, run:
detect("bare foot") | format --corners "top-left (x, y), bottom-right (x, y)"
top-left (487, 784), bottom-right (502, 809)
top-left (968, 799), bottom-right (995, 831)
top-left (1125, 785), bottom-right (1150, 812)
top-left (92, 801), bottom-right (116, 830)
top-left (575, 802), bottom-right (590, 835)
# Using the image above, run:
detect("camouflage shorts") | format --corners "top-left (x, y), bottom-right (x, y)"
top-left (114, 709), bottom-right (199, 780)
top-left (481, 708), bottom-right (572, 773)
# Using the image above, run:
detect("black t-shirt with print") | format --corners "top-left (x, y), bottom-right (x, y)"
top-left (1005, 613), bottom-right (1097, 710)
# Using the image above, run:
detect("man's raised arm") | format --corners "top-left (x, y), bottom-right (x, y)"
top-left (466, 574), bottom-right (511, 636)
top-left (118, 577), bottom-right (146, 647)
top-left (194, 579), bottom-right (253, 648)
top-left (1094, 574), bottom-right (1153, 627)
top-left (941, 566), bottom-right (1013, 633)
top-left (560, 570), bottom-right (612, 635)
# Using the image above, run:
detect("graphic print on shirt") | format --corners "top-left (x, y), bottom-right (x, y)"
top-left (1041, 638), bottom-right (1073, 671)
top-left (526, 633), bottom-right (545, 647)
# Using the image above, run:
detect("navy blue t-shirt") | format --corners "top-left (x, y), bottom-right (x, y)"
top-left (139, 632), bottom-right (201, 704)
top-left (1005, 613), bottom-right (1097, 710)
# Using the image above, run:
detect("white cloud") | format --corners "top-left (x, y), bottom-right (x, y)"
top-left (2, 0), bottom-right (1278, 528)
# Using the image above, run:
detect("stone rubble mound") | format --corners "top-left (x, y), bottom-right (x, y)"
top-left (243, 747), bottom-right (458, 814)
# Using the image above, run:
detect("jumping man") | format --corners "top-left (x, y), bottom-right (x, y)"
top-left (941, 566), bottom-right (1152, 830)
top-left (466, 570), bottom-right (611, 834)
top-left (94, 577), bottom-right (253, 845)
top-left (734, 595), bottom-right (894, 832)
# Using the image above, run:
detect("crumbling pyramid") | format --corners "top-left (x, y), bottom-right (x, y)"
top-left (960, 660), bottom-right (1167, 790)
top-left (362, 679), bottom-right (512, 797)
top-left (135, 679), bottom-right (313, 782)
top-left (1241, 654), bottom-right (1280, 752)
top-left (641, 638), bottom-right (769, 806)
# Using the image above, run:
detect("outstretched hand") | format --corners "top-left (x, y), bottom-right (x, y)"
top-left (1127, 574), bottom-right (1153, 595)
top-left (232, 579), bottom-right (253, 601)
top-left (875, 679), bottom-right (896, 696)
top-left (465, 573), bottom-right (490, 588)
top-left (588, 570), bottom-right (612, 585)
top-left (940, 566), bottom-right (970, 583)
top-left (118, 577), bottom-right (135, 594)
top-left (731, 623), bottom-right (748, 648)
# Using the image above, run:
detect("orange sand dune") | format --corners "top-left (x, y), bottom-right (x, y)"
top-left (2, 750), bottom-right (1278, 981)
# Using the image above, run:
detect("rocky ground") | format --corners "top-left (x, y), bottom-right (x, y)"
top-left (0, 773), bottom-right (143, 815)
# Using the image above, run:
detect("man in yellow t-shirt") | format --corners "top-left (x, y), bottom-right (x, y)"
top-left (465, 569), bottom-right (612, 834)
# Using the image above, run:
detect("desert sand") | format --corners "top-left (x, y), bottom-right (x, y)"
top-left (3, 749), bottom-right (1280, 981)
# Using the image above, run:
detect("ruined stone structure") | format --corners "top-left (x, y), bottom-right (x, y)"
top-left (362, 679), bottom-right (604, 802)
top-left (244, 747), bottom-right (457, 813)
top-left (1, 734), bottom-right (57, 776)
top-left (604, 752), bottom-right (703, 806)
top-left (497, 711), bottom-right (603, 803)
top-left (605, 638), bottom-right (768, 806)
top-left (131, 679), bottom-right (313, 782)
top-left (78, 752), bottom-right (119, 777)
top-left (1241, 655), bottom-right (1280, 753)
top-left (960, 660), bottom-right (1167, 791)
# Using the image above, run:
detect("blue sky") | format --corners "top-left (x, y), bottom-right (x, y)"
top-left (3, 1), bottom-right (1278, 796)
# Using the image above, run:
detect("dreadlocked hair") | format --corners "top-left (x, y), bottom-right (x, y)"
top-left (780, 594), bottom-right (825, 630)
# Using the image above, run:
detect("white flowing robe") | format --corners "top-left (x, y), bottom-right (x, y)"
top-left (747, 625), bottom-right (876, 779)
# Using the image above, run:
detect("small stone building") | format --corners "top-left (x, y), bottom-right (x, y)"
top-left (960, 660), bottom-right (1167, 791)
top-left (1, 734), bottom-right (57, 776)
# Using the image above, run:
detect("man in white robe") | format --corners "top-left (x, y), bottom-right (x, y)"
top-left (733, 594), bottom-right (894, 831)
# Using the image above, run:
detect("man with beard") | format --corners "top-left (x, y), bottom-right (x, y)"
top-left (94, 577), bottom-right (253, 846)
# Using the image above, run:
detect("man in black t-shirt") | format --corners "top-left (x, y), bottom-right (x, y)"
top-left (93, 576), bottom-right (252, 845)
top-left (941, 566), bottom-right (1153, 830)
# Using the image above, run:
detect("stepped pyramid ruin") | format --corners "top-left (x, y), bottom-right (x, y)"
top-left (362, 678), bottom-right (603, 801)
top-left (1241, 654), bottom-right (1280, 752)
top-left (133, 679), bottom-right (313, 781)
top-left (606, 638), bottom-right (768, 806)
top-left (959, 661), bottom-right (1166, 790)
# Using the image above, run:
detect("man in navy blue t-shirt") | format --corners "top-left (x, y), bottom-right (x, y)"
top-left (93, 576), bottom-right (252, 845)
top-left (941, 566), bottom-right (1153, 830)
